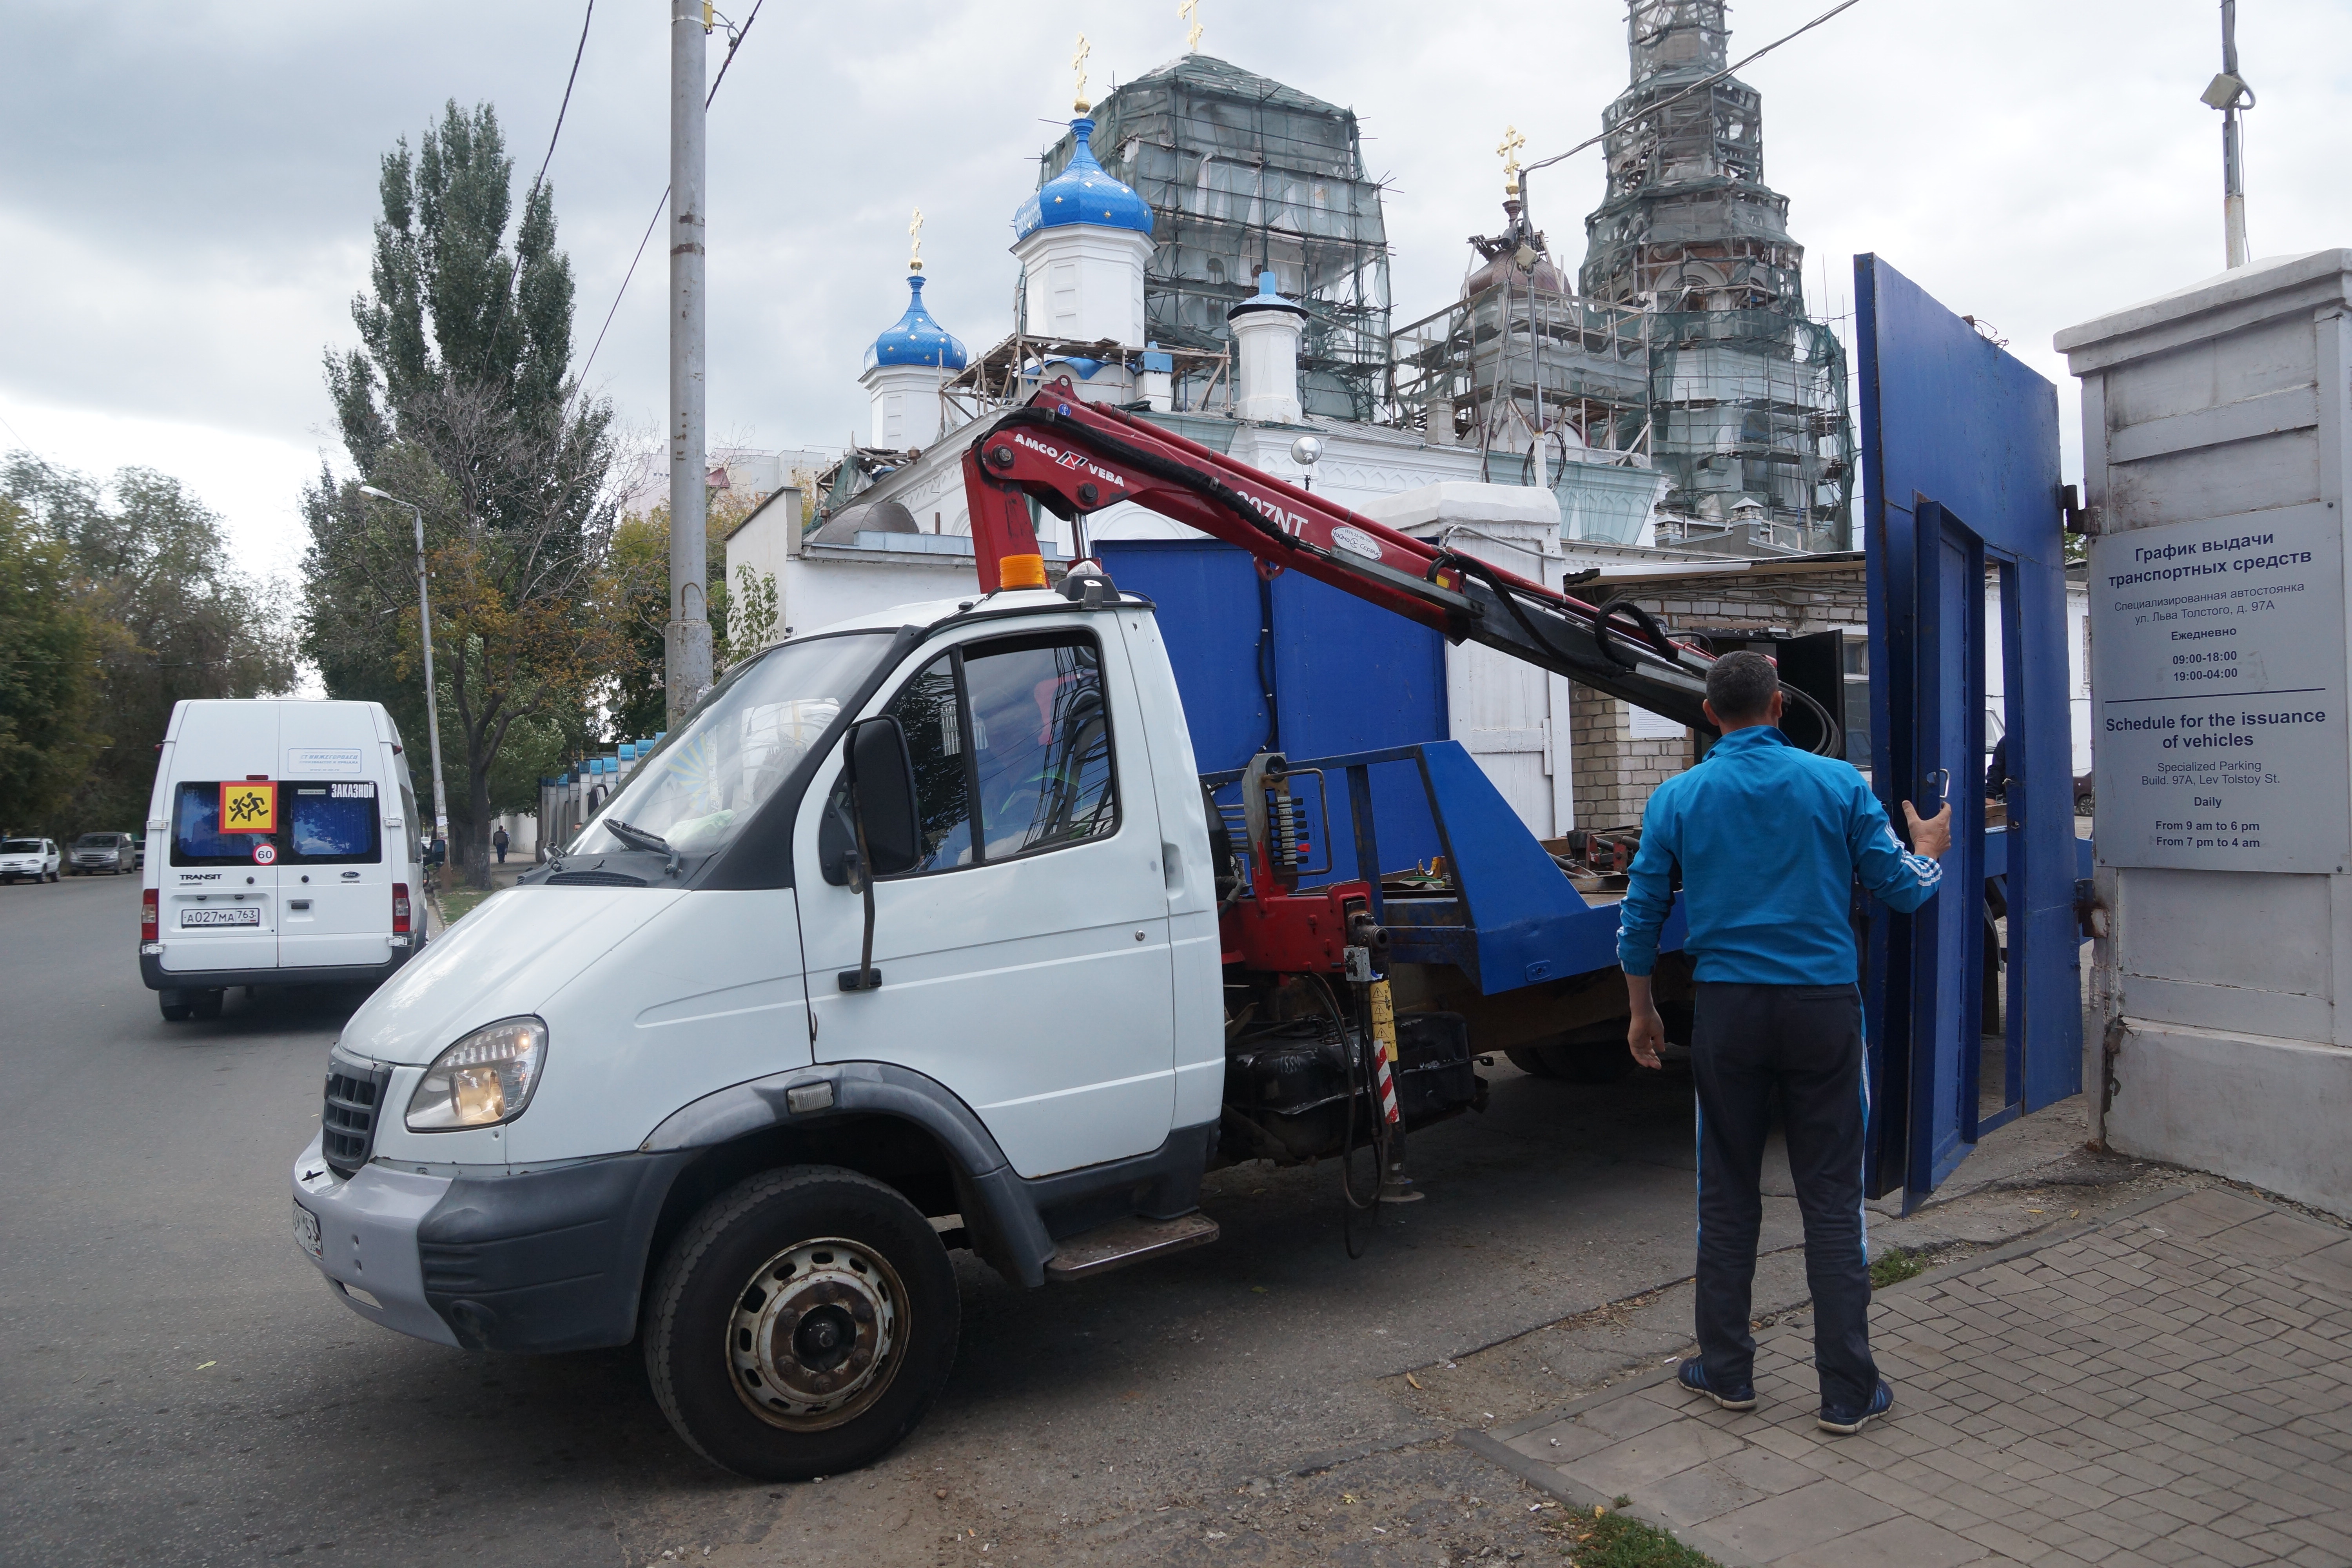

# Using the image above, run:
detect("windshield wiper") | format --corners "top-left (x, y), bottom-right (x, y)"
top-left (603, 818), bottom-right (683, 878)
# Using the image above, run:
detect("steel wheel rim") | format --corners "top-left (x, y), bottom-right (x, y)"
top-left (727, 1235), bottom-right (905, 1431)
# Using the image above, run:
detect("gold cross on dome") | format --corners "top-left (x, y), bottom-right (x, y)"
top-left (1498, 124), bottom-right (1526, 194)
top-left (1071, 34), bottom-right (1092, 113)
top-left (908, 208), bottom-right (924, 273)
top-left (1179, 0), bottom-right (1203, 53)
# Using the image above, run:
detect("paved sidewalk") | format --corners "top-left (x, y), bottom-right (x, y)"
top-left (1474, 1187), bottom-right (2352, 1567)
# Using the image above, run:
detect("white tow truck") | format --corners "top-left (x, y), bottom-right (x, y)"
top-left (290, 390), bottom-right (1768, 1479)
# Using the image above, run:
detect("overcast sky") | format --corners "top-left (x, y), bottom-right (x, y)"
top-left (3, 0), bottom-right (2347, 581)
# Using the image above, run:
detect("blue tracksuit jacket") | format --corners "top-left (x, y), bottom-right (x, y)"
top-left (1616, 725), bottom-right (1945, 985)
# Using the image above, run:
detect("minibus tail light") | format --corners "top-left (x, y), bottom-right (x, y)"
top-left (141, 889), bottom-right (159, 943)
top-left (392, 883), bottom-right (412, 934)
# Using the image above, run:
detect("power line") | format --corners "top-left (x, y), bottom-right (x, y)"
top-left (534, 0), bottom-right (596, 194)
top-left (573, 0), bottom-right (765, 398)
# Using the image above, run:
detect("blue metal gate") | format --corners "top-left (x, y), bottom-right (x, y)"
top-left (1857, 256), bottom-right (2082, 1211)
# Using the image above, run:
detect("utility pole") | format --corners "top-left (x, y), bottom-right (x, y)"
top-left (358, 486), bottom-right (450, 846)
top-left (2203, 0), bottom-right (2255, 270)
top-left (667, 0), bottom-right (713, 726)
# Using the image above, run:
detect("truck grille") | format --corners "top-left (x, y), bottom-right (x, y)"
top-left (321, 1058), bottom-right (392, 1178)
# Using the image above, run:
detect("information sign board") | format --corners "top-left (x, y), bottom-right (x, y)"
top-left (2090, 503), bottom-right (2348, 873)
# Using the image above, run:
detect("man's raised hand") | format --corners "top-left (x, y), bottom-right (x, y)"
top-left (1902, 799), bottom-right (1953, 860)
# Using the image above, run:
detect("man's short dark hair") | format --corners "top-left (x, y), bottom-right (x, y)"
top-left (1705, 650), bottom-right (1779, 724)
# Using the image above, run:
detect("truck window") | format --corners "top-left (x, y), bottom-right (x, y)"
top-left (287, 782), bottom-right (381, 863)
top-left (577, 631), bottom-right (892, 859)
top-left (964, 634), bottom-right (1118, 859)
top-left (858, 631), bottom-right (1120, 878)
top-left (884, 653), bottom-right (977, 871)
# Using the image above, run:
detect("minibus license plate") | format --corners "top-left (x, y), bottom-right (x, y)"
top-left (293, 1202), bottom-right (322, 1259)
top-left (181, 907), bottom-right (260, 927)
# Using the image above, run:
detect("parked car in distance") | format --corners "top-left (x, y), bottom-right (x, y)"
top-left (70, 832), bottom-right (137, 875)
top-left (1, 838), bottom-right (61, 883)
top-left (2074, 771), bottom-right (2094, 817)
top-left (129, 831), bottom-right (146, 869)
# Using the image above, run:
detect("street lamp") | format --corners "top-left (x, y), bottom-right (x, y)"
top-left (357, 485), bottom-right (451, 848)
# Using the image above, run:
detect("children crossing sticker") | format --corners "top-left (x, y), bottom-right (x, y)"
top-left (219, 782), bottom-right (278, 834)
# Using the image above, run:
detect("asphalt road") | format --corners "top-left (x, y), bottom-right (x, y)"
top-left (0, 871), bottom-right (2098, 1567)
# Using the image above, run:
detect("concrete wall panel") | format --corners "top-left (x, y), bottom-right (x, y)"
top-left (2106, 1023), bottom-right (2352, 1217)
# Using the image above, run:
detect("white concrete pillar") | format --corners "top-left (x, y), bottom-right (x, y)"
top-left (1228, 271), bottom-right (1307, 425)
top-left (2057, 247), bottom-right (2352, 1217)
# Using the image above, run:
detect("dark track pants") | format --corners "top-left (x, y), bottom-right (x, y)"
top-left (1690, 981), bottom-right (1877, 1412)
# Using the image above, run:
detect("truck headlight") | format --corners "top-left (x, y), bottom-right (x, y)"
top-left (406, 1017), bottom-right (546, 1131)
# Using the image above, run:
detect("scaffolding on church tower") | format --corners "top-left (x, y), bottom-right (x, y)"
top-left (1385, 186), bottom-right (1664, 545)
top-left (1576, 0), bottom-right (1854, 549)
top-left (1027, 53), bottom-right (1394, 423)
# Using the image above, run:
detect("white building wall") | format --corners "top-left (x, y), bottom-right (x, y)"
top-left (1365, 484), bottom-right (1578, 837)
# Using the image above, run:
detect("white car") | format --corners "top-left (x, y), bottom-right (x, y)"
top-left (0, 838), bottom-right (61, 884)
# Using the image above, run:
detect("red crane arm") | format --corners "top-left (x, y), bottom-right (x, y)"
top-left (959, 383), bottom-right (1720, 731)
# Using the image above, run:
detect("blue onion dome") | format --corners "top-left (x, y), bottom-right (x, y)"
top-left (864, 274), bottom-right (968, 371)
top-left (1012, 117), bottom-right (1155, 241)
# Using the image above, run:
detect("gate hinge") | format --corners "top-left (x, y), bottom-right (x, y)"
top-left (2060, 485), bottom-right (2099, 537)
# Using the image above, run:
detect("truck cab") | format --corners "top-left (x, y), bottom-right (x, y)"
top-left (290, 587), bottom-right (1292, 1476)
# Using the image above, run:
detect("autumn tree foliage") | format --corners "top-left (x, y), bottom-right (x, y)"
top-left (305, 101), bottom-right (624, 886)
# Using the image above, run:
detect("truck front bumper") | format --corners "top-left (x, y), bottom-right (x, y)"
top-left (290, 1133), bottom-right (690, 1354)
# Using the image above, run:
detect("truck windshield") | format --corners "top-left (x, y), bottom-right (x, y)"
top-left (574, 632), bottom-right (891, 859)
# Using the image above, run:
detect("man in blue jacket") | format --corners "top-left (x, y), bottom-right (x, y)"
top-left (1618, 650), bottom-right (1950, 1436)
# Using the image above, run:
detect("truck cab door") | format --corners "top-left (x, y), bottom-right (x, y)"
top-left (795, 617), bottom-right (1178, 1178)
top-left (1858, 255), bottom-right (2083, 1212)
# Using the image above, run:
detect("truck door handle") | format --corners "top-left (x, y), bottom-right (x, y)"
top-left (290, 899), bottom-right (312, 910)
top-left (1161, 842), bottom-right (1182, 891)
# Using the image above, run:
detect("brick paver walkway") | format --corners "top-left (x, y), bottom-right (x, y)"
top-left (1477, 1188), bottom-right (2352, 1567)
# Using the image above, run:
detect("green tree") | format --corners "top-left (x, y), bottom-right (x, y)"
top-left (605, 487), bottom-right (756, 743)
top-left (2, 456), bottom-right (292, 836)
top-left (306, 102), bottom-right (623, 887)
top-left (0, 493), bottom-right (100, 830)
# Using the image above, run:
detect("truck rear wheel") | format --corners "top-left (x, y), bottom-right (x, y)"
top-left (644, 1166), bottom-right (958, 1481)
top-left (1544, 1039), bottom-right (1635, 1085)
top-left (1503, 1045), bottom-right (1560, 1079)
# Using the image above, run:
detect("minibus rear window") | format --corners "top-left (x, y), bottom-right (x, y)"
top-left (288, 782), bottom-right (381, 864)
top-left (172, 784), bottom-right (253, 864)
top-left (171, 781), bottom-right (383, 866)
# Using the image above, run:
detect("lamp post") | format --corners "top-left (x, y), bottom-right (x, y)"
top-left (358, 486), bottom-right (451, 849)
top-left (2201, 0), bottom-right (2256, 270)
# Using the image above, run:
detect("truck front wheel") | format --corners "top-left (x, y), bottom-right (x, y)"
top-left (644, 1166), bottom-right (959, 1481)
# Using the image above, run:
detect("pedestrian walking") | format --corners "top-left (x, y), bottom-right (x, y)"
top-left (1615, 652), bottom-right (1951, 1437)
top-left (492, 825), bottom-right (510, 865)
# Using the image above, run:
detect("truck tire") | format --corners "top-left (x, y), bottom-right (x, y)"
top-left (1542, 1039), bottom-right (1635, 1085)
top-left (189, 989), bottom-right (225, 1021)
top-left (158, 991), bottom-right (194, 1023)
top-left (644, 1166), bottom-right (958, 1481)
top-left (1503, 1045), bottom-right (1559, 1079)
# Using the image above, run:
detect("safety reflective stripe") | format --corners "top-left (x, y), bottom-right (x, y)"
top-left (1375, 1040), bottom-right (1400, 1125)
top-left (1857, 1009), bottom-right (1873, 1264)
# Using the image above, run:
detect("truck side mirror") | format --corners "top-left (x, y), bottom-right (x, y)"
top-left (846, 717), bottom-right (922, 877)
top-left (836, 717), bottom-right (922, 992)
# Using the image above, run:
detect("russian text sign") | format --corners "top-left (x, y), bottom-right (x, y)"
top-left (2091, 503), bottom-right (2348, 873)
